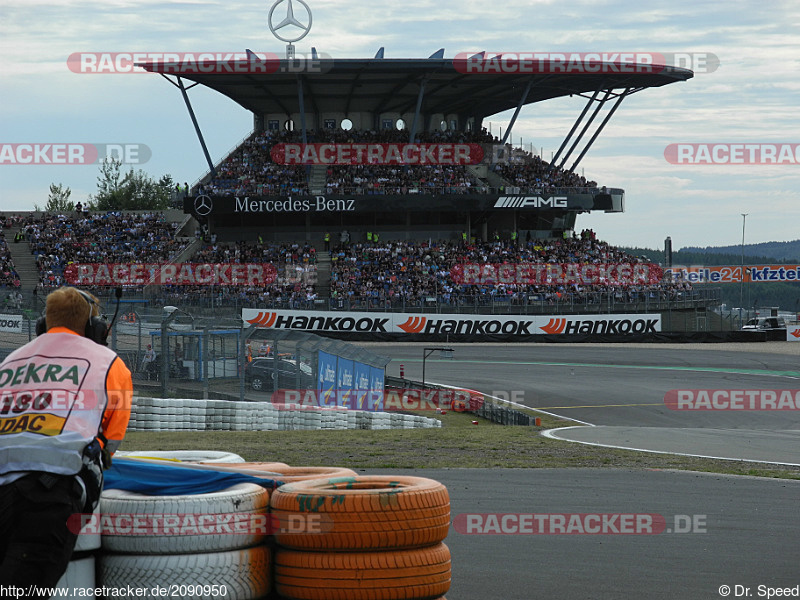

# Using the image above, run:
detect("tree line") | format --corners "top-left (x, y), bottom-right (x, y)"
top-left (37, 158), bottom-right (176, 212)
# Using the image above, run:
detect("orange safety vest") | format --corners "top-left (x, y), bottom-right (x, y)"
top-left (0, 327), bottom-right (132, 478)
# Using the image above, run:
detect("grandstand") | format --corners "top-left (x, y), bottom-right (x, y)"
top-left (157, 54), bottom-right (677, 245)
top-left (0, 49), bottom-right (728, 335)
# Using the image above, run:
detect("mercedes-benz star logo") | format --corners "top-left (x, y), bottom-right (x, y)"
top-left (194, 195), bottom-right (213, 216)
top-left (268, 0), bottom-right (313, 43)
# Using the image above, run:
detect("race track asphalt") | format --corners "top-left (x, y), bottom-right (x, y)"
top-left (358, 342), bottom-right (800, 599)
top-left (365, 342), bottom-right (800, 464)
top-left (361, 467), bottom-right (799, 600)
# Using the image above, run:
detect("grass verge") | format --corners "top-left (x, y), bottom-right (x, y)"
top-left (120, 410), bottom-right (800, 480)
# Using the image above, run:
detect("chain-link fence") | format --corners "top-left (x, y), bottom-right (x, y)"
top-left (0, 288), bottom-right (752, 393)
top-left (0, 301), bottom-right (391, 402)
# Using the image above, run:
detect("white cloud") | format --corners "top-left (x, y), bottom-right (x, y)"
top-left (2, 0), bottom-right (800, 249)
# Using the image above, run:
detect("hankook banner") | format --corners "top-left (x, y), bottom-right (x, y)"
top-left (0, 315), bottom-right (23, 334)
top-left (242, 309), bottom-right (661, 337)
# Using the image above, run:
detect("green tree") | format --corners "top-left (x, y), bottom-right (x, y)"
top-left (35, 183), bottom-right (74, 212)
top-left (89, 158), bottom-right (174, 210)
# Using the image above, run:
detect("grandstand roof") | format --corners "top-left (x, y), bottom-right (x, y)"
top-left (143, 57), bottom-right (693, 119)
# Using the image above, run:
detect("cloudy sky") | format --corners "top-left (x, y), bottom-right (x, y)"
top-left (1, 0), bottom-right (798, 251)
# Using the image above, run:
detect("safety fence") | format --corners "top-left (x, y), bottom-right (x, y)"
top-left (62, 287), bottom-right (720, 316)
top-left (386, 376), bottom-right (537, 426)
top-left (473, 401), bottom-right (535, 426)
top-left (2, 285), bottom-right (722, 316)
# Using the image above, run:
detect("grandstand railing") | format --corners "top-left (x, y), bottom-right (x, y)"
top-left (205, 183), bottom-right (609, 197)
top-left (190, 129), bottom-right (255, 193)
top-left (79, 286), bottom-right (720, 316)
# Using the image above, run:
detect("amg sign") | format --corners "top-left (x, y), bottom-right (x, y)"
top-left (493, 196), bottom-right (568, 208)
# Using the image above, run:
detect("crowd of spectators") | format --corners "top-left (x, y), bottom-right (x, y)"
top-left (158, 240), bottom-right (319, 308)
top-left (195, 127), bottom-right (604, 197)
top-left (494, 147), bottom-right (598, 191)
top-left (328, 232), bottom-right (692, 307)
top-left (21, 211), bottom-right (184, 292)
top-left (325, 163), bottom-right (481, 195)
top-left (8, 205), bottom-right (700, 312)
top-left (322, 128), bottom-right (495, 195)
top-left (198, 130), bottom-right (309, 197)
top-left (0, 216), bottom-right (22, 289)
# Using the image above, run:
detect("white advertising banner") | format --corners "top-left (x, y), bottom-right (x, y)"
top-left (0, 314), bottom-right (23, 334)
top-left (242, 309), bottom-right (661, 336)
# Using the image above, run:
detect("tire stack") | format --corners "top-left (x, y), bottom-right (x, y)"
top-left (269, 475), bottom-right (451, 600)
top-left (127, 396), bottom-right (443, 432)
top-left (54, 504), bottom-right (101, 598)
top-left (210, 463), bottom-right (358, 486)
top-left (115, 450), bottom-right (246, 464)
top-left (99, 483), bottom-right (273, 600)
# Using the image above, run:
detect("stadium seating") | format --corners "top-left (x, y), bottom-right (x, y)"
top-left (195, 128), bottom-right (603, 197)
top-left (328, 235), bottom-right (692, 307)
top-left (15, 205), bottom-right (693, 310)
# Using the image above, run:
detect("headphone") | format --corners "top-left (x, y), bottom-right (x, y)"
top-left (35, 289), bottom-right (110, 346)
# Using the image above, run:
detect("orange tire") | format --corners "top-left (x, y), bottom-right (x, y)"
top-left (259, 465), bottom-right (357, 484)
top-left (270, 475), bottom-right (450, 551)
top-left (274, 543), bottom-right (451, 600)
top-left (200, 461), bottom-right (290, 473)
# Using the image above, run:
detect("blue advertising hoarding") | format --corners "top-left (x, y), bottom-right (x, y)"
top-left (317, 351), bottom-right (337, 408)
top-left (369, 366), bottom-right (385, 411)
top-left (336, 358), bottom-right (354, 408)
top-left (353, 362), bottom-right (371, 411)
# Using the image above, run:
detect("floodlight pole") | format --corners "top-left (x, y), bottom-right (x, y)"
top-left (740, 213), bottom-right (747, 324)
top-left (160, 314), bottom-right (174, 398)
top-left (422, 347), bottom-right (454, 390)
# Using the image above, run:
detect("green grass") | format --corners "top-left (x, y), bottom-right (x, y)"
top-left (120, 410), bottom-right (800, 480)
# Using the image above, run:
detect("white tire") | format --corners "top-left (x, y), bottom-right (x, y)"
top-left (55, 557), bottom-right (95, 598)
top-left (74, 503), bottom-right (101, 552)
top-left (100, 546), bottom-right (271, 600)
top-left (100, 483), bottom-right (269, 553)
top-left (115, 450), bottom-right (245, 463)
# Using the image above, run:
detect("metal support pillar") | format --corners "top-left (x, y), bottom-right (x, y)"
top-left (548, 89), bottom-right (602, 172)
top-left (297, 76), bottom-right (308, 144)
top-left (500, 79), bottom-right (534, 146)
top-left (177, 77), bottom-right (217, 179)
top-left (409, 80), bottom-right (426, 143)
top-left (568, 89), bottom-right (631, 174)
top-left (556, 90), bottom-right (611, 172)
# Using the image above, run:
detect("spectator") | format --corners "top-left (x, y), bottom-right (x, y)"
top-left (141, 344), bottom-right (156, 379)
top-left (0, 287), bottom-right (133, 588)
